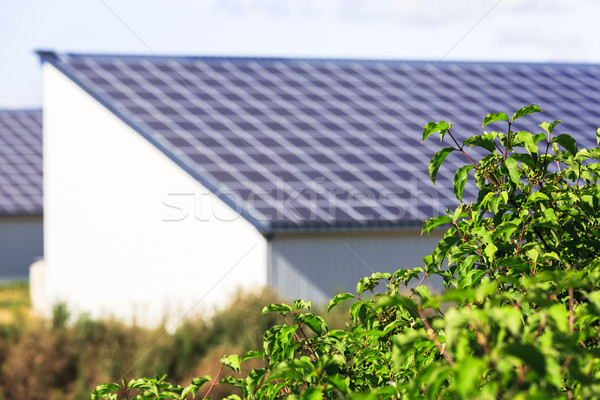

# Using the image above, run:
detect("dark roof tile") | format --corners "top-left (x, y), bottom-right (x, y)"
top-left (0, 110), bottom-right (43, 216)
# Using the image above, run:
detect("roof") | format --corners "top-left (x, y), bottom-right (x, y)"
top-left (38, 52), bottom-right (600, 233)
top-left (0, 109), bottom-right (43, 216)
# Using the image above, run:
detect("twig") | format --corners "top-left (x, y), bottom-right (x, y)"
top-left (418, 309), bottom-right (455, 366)
top-left (447, 130), bottom-right (478, 168)
top-left (121, 378), bottom-right (130, 400)
top-left (409, 273), bottom-right (428, 298)
top-left (504, 121), bottom-right (512, 159)
top-left (283, 314), bottom-right (303, 343)
top-left (514, 222), bottom-right (527, 255)
top-left (202, 365), bottom-right (223, 400)
top-left (472, 323), bottom-right (490, 355)
top-left (535, 314), bottom-right (548, 339)
top-left (569, 287), bottom-right (574, 333)
top-left (286, 313), bottom-right (318, 361)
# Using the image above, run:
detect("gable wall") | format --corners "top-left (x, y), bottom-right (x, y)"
top-left (269, 230), bottom-right (444, 304)
top-left (41, 64), bottom-right (267, 325)
top-left (0, 216), bottom-right (43, 282)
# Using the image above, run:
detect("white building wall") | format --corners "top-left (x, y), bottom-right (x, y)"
top-left (0, 216), bottom-right (43, 282)
top-left (269, 230), bottom-right (443, 304)
top-left (42, 64), bottom-right (267, 326)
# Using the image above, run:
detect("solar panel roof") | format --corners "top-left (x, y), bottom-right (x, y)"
top-left (0, 109), bottom-right (43, 216)
top-left (39, 52), bottom-right (600, 233)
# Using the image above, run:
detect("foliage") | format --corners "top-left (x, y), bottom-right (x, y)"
top-left (0, 289), bottom-right (282, 400)
top-left (93, 106), bottom-right (600, 399)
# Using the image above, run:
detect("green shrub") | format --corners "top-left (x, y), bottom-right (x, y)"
top-left (92, 106), bottom-right (600, 399)
top-left (0, 289), bottom-right (284, 400)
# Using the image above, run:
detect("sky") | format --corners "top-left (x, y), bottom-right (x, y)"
top-left (1, 0), bottom-right (600, 108)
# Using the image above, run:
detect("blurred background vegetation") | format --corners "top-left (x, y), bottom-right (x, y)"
top-left (0, 282), bottom-right (351, 400)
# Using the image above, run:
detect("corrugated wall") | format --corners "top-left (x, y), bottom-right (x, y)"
top-left (268, 230), bottom-right (443, 304)
top-left (0, 216), bottom-right (43, 282)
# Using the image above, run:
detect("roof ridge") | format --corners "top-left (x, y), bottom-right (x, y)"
top-left (0, 108), bottom-right (42, 113)
top-left (36, 50), bottom-right (600, 68)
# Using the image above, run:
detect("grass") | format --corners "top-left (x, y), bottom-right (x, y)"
top-left (0, 280), bottom-right (30, 324)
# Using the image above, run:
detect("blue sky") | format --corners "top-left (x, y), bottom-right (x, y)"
top-left (2, 0), bottom-right (599, 108)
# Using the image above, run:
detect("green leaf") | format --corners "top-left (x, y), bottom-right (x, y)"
top-left (539, 120), bottom-right (562, 134)
top-left (455, 357), bottom-right (486, 398)
top-left (553, 134), bottom-right (578, 156)
top-left (533, 132), bottom-right (546, 143)
top-left (512, 153), bottom-right (536, 168)
top-left (515, 131), bottom-right (538, 154)
top-left (453, 165), bottom-right (474, 202)
top-left (503, 157), bottom-right (520, 185)
top-left (577, 148), bottom-right (600, 161)
top-left (370, 272), bottom-right (392, 280)
top-left (262, 303), bottom-right (293, 314)
top-left (528, 192), bottom-right (549, 202)
top-left (548, 304), bottom-right (569, 333)
top-left (244, 368), bottom-right (268, 396)
top-left (422, 215), bottom-right (452, 235)
top-left (299, 314), bottom-right (327, 336)
top-left (488, 194), bottom-right (501, 214)
top-left (324, 375), bottom-right (349, 394)
top-left (429, 147), bottom-right (455, 185)
top-left (375, 295), bottom-right (419, 319)
top-left (92, 383), bottom-right (121, 399)
top-left (504, 343), bottom-right (546, 376)
top-left (422, 121), bottom-right (450, 142)
top-left (241, 351), bottom-right (264, 363)
top-left (191, 376), bottom-right (210, 387)
top-left (266, 368), bottom-right (304, 382)
top-left (484, 243), bottom-right (498, 260)
top-left (127, 379), bottom-right (150, 390)
top-left (464, 134), bottom-right (497, 152)
top-left (300, 387), bottom-right (324, 400)
top-left (413, 285), bottom-right (430, 300)
top-left (327, 292), bottom-right (355, 311)
top-left (482, 112), bottom-right (509, 127)
top-left (356, 277), bottom-right (374, 294)
top-left (526, 248), bottom-right (539, 263)
top-left (293, 299), bottom-right (312, 310)
top-left (220, 354), bottom-right (241, 373)
top-left (432, 236), bottom-right (460, 266)
top-left (597, 126), bottom-right (600, 146)
top-left (512, 104), bottom-right (543, 121)
top-left (220, 376), bottom-right (243, 389)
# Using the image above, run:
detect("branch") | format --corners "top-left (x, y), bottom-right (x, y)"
top-left (418, 309), bottom-right (455, 366)
top-left (535, 314), bottom-right (547, 339)
top-left (472, 323), bottom-right (490, 354)
top-left (283, 314), bottom-right (303, 343)
top-left (202, 364), bottom-right (223, 400)
top-left (287, 313), bottom-right (318, 361)
top-left (447, 129), bottom-right (478, 168)
top-left (409, 273), bottom-right (428, 298)
top-left (504, 121), bottom-right (512, 159)
top-left (569, 287), bottom-right (574, 333)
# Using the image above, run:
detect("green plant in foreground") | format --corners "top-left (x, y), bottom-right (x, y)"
top-left (92, 106), bottom-right (600, 399)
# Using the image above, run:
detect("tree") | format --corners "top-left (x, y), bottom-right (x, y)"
top-left (93, 106), bottom-right (600, 399)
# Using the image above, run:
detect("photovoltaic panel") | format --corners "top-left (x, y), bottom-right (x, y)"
top-left (40, 52), bottom-right (600, 232)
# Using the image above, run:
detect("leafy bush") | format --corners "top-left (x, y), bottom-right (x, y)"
top-left (0, 289), bottom-right (282, 400)
top-left (93, 106), bottom-right (600, 399)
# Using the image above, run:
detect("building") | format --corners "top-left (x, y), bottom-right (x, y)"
top-left (35, 52), bottom-right (600, 324)
top-left (0, 109), bottom-right (43, 283)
